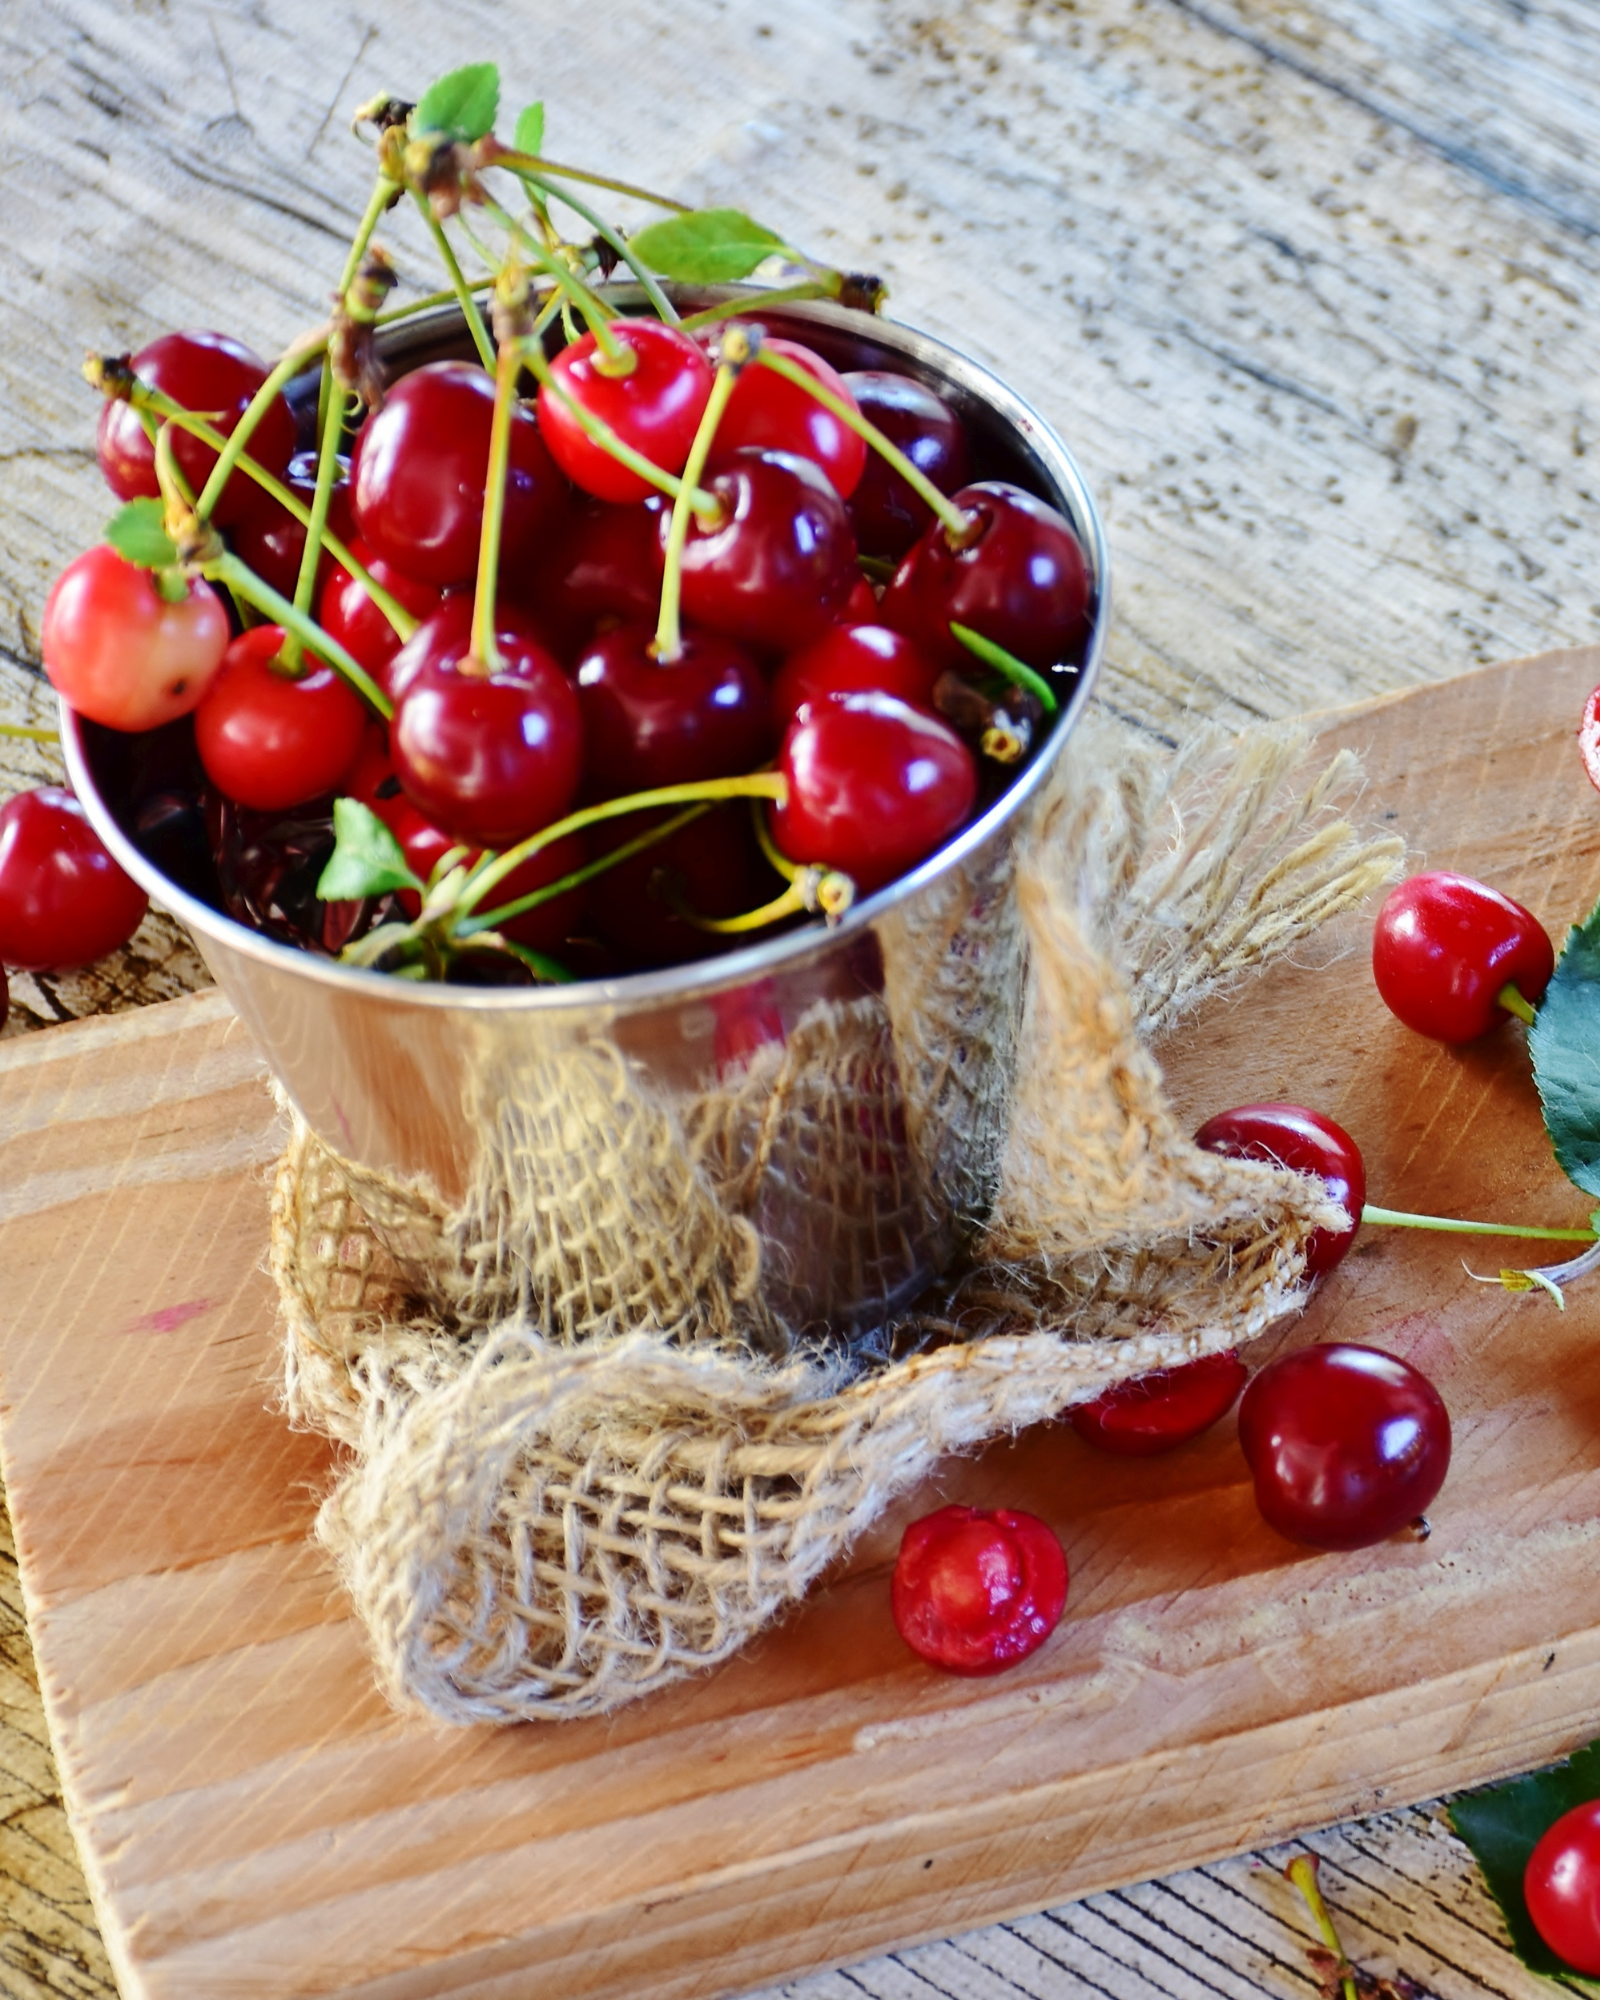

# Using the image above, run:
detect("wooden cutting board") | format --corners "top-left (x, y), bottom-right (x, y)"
top-left (6, 647), bottom-right (1600, 2000)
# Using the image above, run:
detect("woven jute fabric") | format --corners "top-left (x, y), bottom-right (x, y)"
top-left (272, 710), bottom-right (1402, 1725)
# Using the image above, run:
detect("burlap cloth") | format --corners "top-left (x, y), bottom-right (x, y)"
top-left (270, 710), bottom-right (1402, 1725)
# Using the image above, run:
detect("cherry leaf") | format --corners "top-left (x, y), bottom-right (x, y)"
top-left (1450, 1744), bottom-right (1600, 1985)
top-left (514, 101), bottom-right (545, 156)
top-left (629, 208), bottom-right (788, 283)
top-left (317, 798), bottom-right (423, 903)
top-left (104, 499), bottom-right (178, 570)
top-left (413, 63), bottom-right (499, 145)
top-left (1529, 894), bottom-right (1600, 1198)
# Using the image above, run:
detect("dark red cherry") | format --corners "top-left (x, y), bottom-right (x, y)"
top-left (517, 495), bottom-right (666, 657)
top-left (1237, 1343), bottom-right (1451, 1550)
top-left (351, 360), bottom-right (566, 588)
top-left (231, 450), bottom-right (353, 602)
top-left (837, 575), bottom-right (880, 624)
top-left (341, 723), bottom-right (404, 825)
top-left (1372, 871), bottom-right (1554, 1044)
top-left (670, 448), bottom-right (856, 653)
top-left (318, 536), bottom-right (445, 697)
top-left (388, 803), bottom-right (589, 952)
top-left (843, 370), bottom-right (971, 559)
top-left (1069, 1351), bottom-right (1248, 1457)
top-left (770, 623), bottom-right (941, 729)
top-left (771, 690), bottom-right (977, 893)
top-left (713, 335), bottom-right (867, 498)
top-left (538, 319), bottom-right (714, 503)
top-left (193, 625), bottom-right (369, 814)
top-left (96, 330), bottom-right (298, 527)
top-left (388, 599), bottom-right (582, 849)
top-left (1193, 1103), bottom-right (1366, 1279)
top-left (574, 623), bottom-right (772, 795)
top-left (892, 1504), bottom-right (1068, 1676)
top-left (0, 786), bottom-right (148, 971)
top-left (882, 480), bottom-right (1092, 673)
top-left (593, 803), bottom-right (776, 967)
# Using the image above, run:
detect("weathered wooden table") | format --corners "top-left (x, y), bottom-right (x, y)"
top-left (1, 0), bottom-right (1596, 1993)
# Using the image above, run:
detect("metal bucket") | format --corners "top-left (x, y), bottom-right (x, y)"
top-left (64, 292), bottom-right (1109, 1341)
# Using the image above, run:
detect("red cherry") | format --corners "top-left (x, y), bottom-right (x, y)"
top-left (351, 360), bottom-right (566, 588)
top-left (96, 331), bottom-right (298, 527)
top-left (341, 723), bottom-right (403, 822)
top-left (388, 803), bottom-right (589, 952)
top-left (592, 804), bottom-right (775, 967)
top-left (713, 336), bottom-right (867, 498)
top-left (519, 496), bottom-right (665, 657)
top-left (891, 1504), bottom-right (1067, 1676)
top-left (770, 623), bottom-right (941, 729)
top-left (538, 320), bottom-right (714, 503)
top-left (231, 450), bottom-right (353, 603)
top-left (1236, 1343), bottom-right (1451, 1550)
top-left (0, 787), bottom-right (148, 970)
top-left (882, 480), bottom-right (1092, 673)
top-left (193, 626), bottom-right (369, 813)
top-left (318, 537), bottom-right (444, 697)
top-left (669, 448), bottom-right (857, 653)
top-left (388, 599), bottom-right (582, 849)
top-left (41, 546), bottom-right (230, 731)
top-left (1069, 1351), bottom-right (1248, 1457)
top-left (843, 370), bottom-right (971, 559)
top-left (1526, 1802), bottom-right (1600, 1974)
top-left (772, 691), bottom-right (977, 894)
top-left (836, 575), bottom-right (880, 624)
top-left (1193, 1102), bottom-right (1366, 1279)
top-left (1372, 871), bottom-right (1553, 1044)
top-left (574, 623), bottom-right (772, 796)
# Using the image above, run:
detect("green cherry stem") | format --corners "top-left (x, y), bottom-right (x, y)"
top-left (374, 274), bottom-right (495, 326)
top-left (477, 193), bottom-right (628, 366)
top-left (193, 329), bottom-right (326, 523)
top-left (505, 168), bottom-right (680, 326)
top-left (515, 338), bottom-right (720, 517)
top-left (280, 381), bottom-right (353, 676)
top-left (1284, 1856), bottom-right (1357, 2000)
top-left (0, 723), bottom-right (58, 743)
top-left (655, 354), bottom-right (740, 660)
top-left (948, 622), bottom-right (1059, 714)
top-left (469, 327), bottom-right (519, 673)
top-left (1360, 1204), bottom-right (1596, 1243)
top-left (207, 552), bottom-right (392, 720)
top-left (481, 145), bottom-right (690, 215)
top-left (1498, 980), bottom-right (1537, 1026)
top-left (679, 283), bottom-right (836, 334)
top-left (412, 192), bottom-right (497, 369)
top-left (462, 802), bottom-right (713, 935)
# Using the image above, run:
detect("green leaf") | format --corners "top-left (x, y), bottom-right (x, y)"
top-left (413, 63), bottom-right (499, 144)
top-left (1530, 895), bottom-right (1600, 1198)
top-left (104, 498), bottom-right (178, 570)
top-left (513, 101), bottom-right (545, 156)
top-left (317, 798), bottom-right (424, 903)
top-left (1450, 1745), bottom-right (1600, 1985)
top-left (628, 208), bottom-right (788, 284)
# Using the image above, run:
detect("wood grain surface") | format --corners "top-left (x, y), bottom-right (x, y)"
top-left (2, 0), bottom-right (1600, 1993)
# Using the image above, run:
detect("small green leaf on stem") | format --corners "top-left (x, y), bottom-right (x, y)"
top-left (1530, 894), bottom-right (1600, 1199)
top-left (629, 208), bottom-right (787, 283)
top-left (1451, 1742), bottom-right (1600, 1984)
top-left (105, 498), bottom-right (179, 570)
top-left (414, 62), bottom-right (499, 144)
top-left (317, 798), bottom-right (425, 903)
top-left (513, 101), bottom-right (545, 156)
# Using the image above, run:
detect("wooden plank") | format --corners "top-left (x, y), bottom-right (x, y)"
top-left (2, 649), bottom-right (1600, 1998)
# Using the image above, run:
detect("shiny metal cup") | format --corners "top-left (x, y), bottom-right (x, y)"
top-left (65, 294), bottom-right (1108, 1342)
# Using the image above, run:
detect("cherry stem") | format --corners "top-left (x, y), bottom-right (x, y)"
top-left (469, 330), bottom-right (519, 673)
top-left (461, 802), bottom-right (712, 935)
top-left (411, 192), bottom-right (496, 369)
top-left (0, 723), bottom-right (58, 743)
top-left (679, 284), bottom-right (836, 334)
top-left (207, 552), bottom-right (392, 721)
top-left (280, 381), bottom-right (352, 677)
top-left (458, 772), bottom-right (787, 918)
top-left (753, 345), bottom-right (975, 543)
top-left (753, 802), bottom-right (799, 882)
top-left (655, 355), bottom-right (740, 660)
top-left (1284, 1856), bottom-right (1358, 2000)
top-left (505, 169), bottom-right (680, 326)
top-left (1360, 1203), bottom-right (1595, 1242)
top-left (1498, 980), bottom-right (1537, 1026)
top-left (193, 329), bottom-right (326, 523)
top-left (673, 877), bottom-right (808, 934)
top-left (482, 145), bottom-right (690, 216)
top-left (375, 275), bottom-right (494, 326)
top-left (949, 622), bottom-right (1059, 714)
top-left (478, 193), bottom-right (629, 368)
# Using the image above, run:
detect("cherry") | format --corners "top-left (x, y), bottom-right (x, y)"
top-left (770, 623), bottom-right (941, 729)
top-left (593, 804), bottom-right (775, 967)
top-left (574, 623), bottom-right (772, 796)
top-left (882, 480), bottom-right (1092, 673)
top-left (340, 723), bottom-right (404, 825)
top-left (843, 370), bottom-right (971, 559)
top-left (318, 537), bottom-right (444, 697)
top-left (350, 360), bottom-right (566, 588)
top-left (669, 448), bottom-right (857, 653)
top-left (193, 626), bottom-right (369, 813)
top-left (537, 319), bottom-right (714, 503)
top-left (1525, 1802), bottom-right (1600, 1974)
top-left (388, 803), bottom-right (589, 952)
top-left (1193, 1102), bottom-right (1366, 1279)
top-left (712, 336), bottom-right (867, 498)
top-left (231, 450), bottom-right (353, 603)
top-left (836, 575), bottom-right (880, 625)
top-left (0, 787), bottom-right (148, 970)
top-left (1373, 872), bottom-right (1554, 1044)
top-left (206, 792), bottom-right (373, 955)
top-left (891, 1504), bottom-right (1067, 1675)
top-left (771, 691), bottom-right (978, 894)
top-left (519, 496), bottom-right (665, 657)
top-left (1236, 1343), bottom-right (1451, 1551)
top-left (388, 598), bottom-right (582, 849)
top-left (96, 330), bottom-right (297, 526)
top-left (41, 545), bottom-right (230, 731)
top-left (1069, 1351), bottom-right (1248, 1457)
